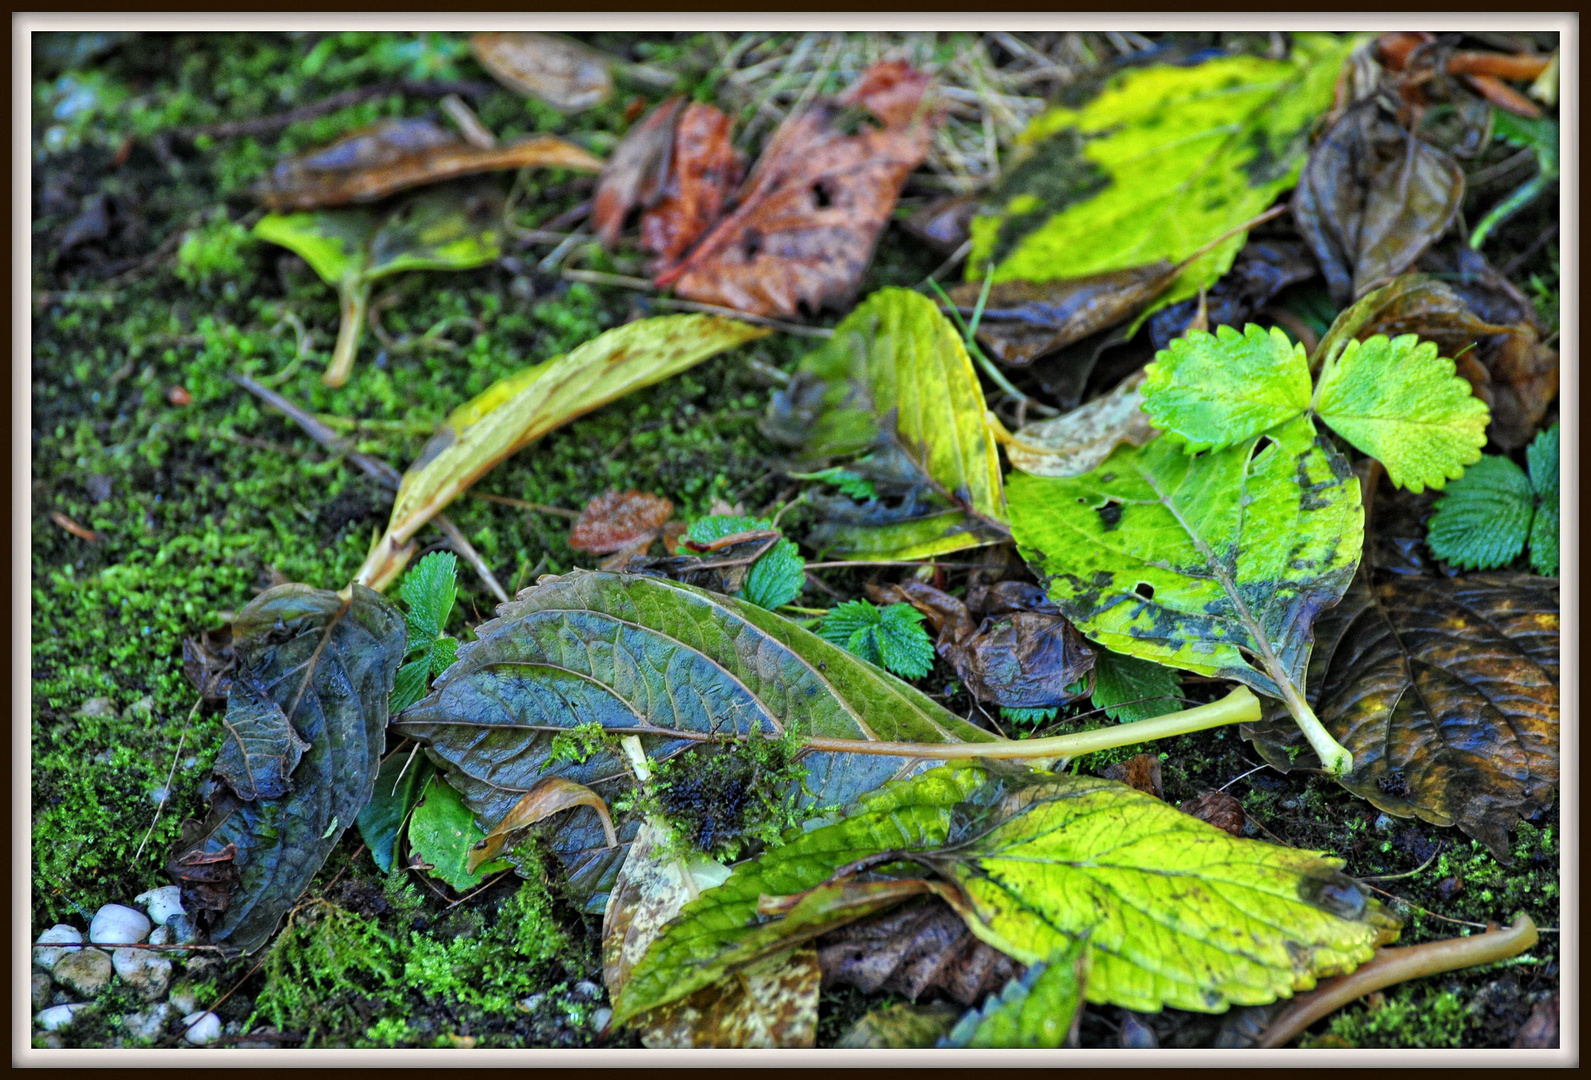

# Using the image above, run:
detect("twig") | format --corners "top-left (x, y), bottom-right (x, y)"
top-left (173, 80), bottom-right (495, 141)
top-left (561, 268), bottom-right (655, 291)
top-left (133, 696), bottom-right (204, 864)
top-left (1356, 845), bottom-right (1444, 883)
top-left (433, 515), bottom-right (510, 605)
top-left (803, 560), bottom-right (1011, 569)
top-left (471, 492), bottom-right (581, 518)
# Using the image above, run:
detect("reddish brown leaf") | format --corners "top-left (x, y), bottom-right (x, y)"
top-left (568, 490), bottom-right (675, 554)
top-left (1178, 791), bottom-right (1248, 837)
top-left (815, 896), bottom-right (1021, 1006)
top-left (254, 117), bottom-right (603, 211)
top-left (591, 96), bottom-right (685, 248)
top-left (640, 102), bottom-right (744, 272)
top-left (469, 32), bottom-right (613, 113)
top-left (1102, 753), bottom-right (1163, 800)
top-left (657, 60), bottom-right (940, 319)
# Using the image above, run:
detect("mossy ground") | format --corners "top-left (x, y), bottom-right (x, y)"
top-left (32, 30), bottom-right (1557, 1050)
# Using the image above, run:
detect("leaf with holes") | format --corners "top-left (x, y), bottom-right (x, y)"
top-left (393, 571), bottom-right (996, 908)
top-left (1242, 568), bottom-right (1558, 860)
top-left (167, 584), bottom-right (404, 953)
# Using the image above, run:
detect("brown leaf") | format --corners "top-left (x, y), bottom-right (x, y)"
top-left (182, 628), bottom-right (238, 706)
top-left (1000, 370), bottom-right (1155, 479)
top-left (1178, 791), bottom-right (1247, 837)
top-left (568, 490), bottom-right (674, 554)
top-left (815, 895), bottom-right (1021, 1006)
top-left (469, 32), bottom-right (613, 113)
top-left (1292, 99), bottom-right (1465, 305)
top-left (603, 821), bottom-right (717, 999)
top-left (591, 96), bottom-right (685, 248)
top-left (1242, 568), bottom-right (1558, 860)
top-left (1101, 753), bottom-right (1163, 800)
top-left (901, 194), bottom-right (979, 253)
top-left (639, 102), bottom-right (743, 272)
top-left (877, 579), bottom-right (1096, 712)
top-left (468, 776), bottom-right (617, 875)
top-left (168, 836), bottom-right (239, 916)
top-left (1147, 238), bottom-right (1318, 351)
top-left (657, 60), bottom-right (940, 319)
top-left (639, 948), bottom-right (821, 1048)
top-left (254, 117), bottom-right (603, 211)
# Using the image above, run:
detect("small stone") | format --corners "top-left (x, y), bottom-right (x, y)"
top-left (135, 885), bottom-right (186, 926)
top-left (90, 903), bottom-right (151, 945)
top-left (148, 924), bottom-right (173, 946)
top-left (36, 1003), bottom-right (85, 1032)
top-left (53, 947), bottom-right (113, 997)
top-left (1118, 1010), bottom-right (1159, 1049)
top-left (32, 924), bottom-right (83, 970)
top-left (123, 1001), bottom-right (174, 1043)
top-left (166, 911), bottom-right (200, 945)
top-left (123, 694), bottom-right (156, 719)
top-left (181, 1011), bottom-right (223, 1046)
top-left (591, 1007), bottom-right (613, 1031)
top-left (169, 982), bottom-right (200, 1016)
top-left (572, 979), bottom-right (602, 1000)
top-left (515, 993), bottom-right (545, 1013)
top-left (78, 697), bottom-right (117, 718)
top-left (32, 971), bottom-right (52, 1010)
top-left (113, 947), bottom-right (174, 999)
top-left (1373, 813), bottom-right (1396, 834)
top-left (41, 1033), bottom-right (66, 1049)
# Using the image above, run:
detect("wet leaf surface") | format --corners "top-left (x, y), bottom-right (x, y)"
top-left (1243, 568), bottom-right (1558, 860)
top-left (568, 490), bottom-right (675, 555)
top-left (167, 583), bottom-right (404, 952)
top-left (470, 32), bottom-right (614, 113)
top-left (253, 116), bottom-right (602, 210)
top-left (659, 61), bottom-right (939, 319)
top-left (1293, 100), bottom-right (1465, 304)
top-left (468, 776), bottom-right (616, 875)
top-left (393, 571), bottom-right (994, 907)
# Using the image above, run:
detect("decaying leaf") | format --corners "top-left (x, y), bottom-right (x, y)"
top-left (603, 820), bottom-right (731, 1001)
top-left (168, 584), bottom-right (404, 952)
top-left (568, 490), bottom-right (675, 555)
top-left (182, 627), bottom-right (237, 706)
top-left (1100, 752), bottom-right (1162, 800)
top-left (1292, 99), bottom-right (1465, 304)
top-left (999, 370), bottom-right (1154, 478)
top-left (639, 102), bottom-right (743, 272)
top-left (393, 571), bottom-right (995, 907)
top-left (469, 32), bottom-right (614, 113)
top-left (637, 948), bottom-right (822, 1048)
top-left (357, 315), bottom-right (767, 591)
top-left (968, 34), bottom-right (1355, 314)
top-left (938, 939), bottom-right (1088, 1049)
top-left (1147, 238), bottom-right (1318, 351)
top-left (214, 676), bottom-right (311, 802)
top-left (658, 60), bottom-right (940, 319)
top-left (764, 288), bottom-right (1006, 561)
top-left (1179, 790), bottom-right (1249, 837)
top-left (407, 774), bottom-right (511, 891)
top-left (817, 895), bottom-right (1022, 1006)
top-left (833, 1001), bottom-right (962, 1049)
top-left (615, 764), bottom-right (1399, 1023)
top-left (875, 579), bottom-right (1095, 713)
top-left (590, 96), bottom-right (685, 247)
top-left (468, 776), bottom-right (616, 874)
top-left (1242, 568), bottom-right (1558, 860)
top-left (253, 116), bottom-right (602, 210)
top-left (901, 194), bottom-right (979, 254)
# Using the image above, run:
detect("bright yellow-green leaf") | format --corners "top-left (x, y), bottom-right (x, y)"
top-left (253, 209), bottom-right (373, 285)
top-left (1313, 334), bottom-right (1489, 493)
top-left (968, 33), bottom-right (1357, 314)
top-left (357, 315), bottom-right (768, 589)
top-left (1142, 325), bottom-right (1312, 452)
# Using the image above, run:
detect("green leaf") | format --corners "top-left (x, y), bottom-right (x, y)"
top-left (789, 466), bottom-right (876, 501)
top-left (967, 34), bottom-right (1357, 314)
top-left (429, 635), bottom-right (458, 675)
top-left (390, 657), bottom-right (433, 716)
top-left (616, 766), bottom-right (1398, 1022)
top-left (685, 515), bottom-right (805, 610)
top-left (359, 315), bottom-right (768, 591)
top-left (407, 775), bottom-right (511, 891)
top-left (398, 551), bottom-right (458, 645)
top-left (1313, 334), bottom-right (1489, 493)
top-left (815, 600), bottom-right (935, 679)
top-left (364, 182), bottom-right (502, 281)
top-left (939, 939), bottom-right (1087, 1049)
top-left (356, 749), bottom-right (436, 874)
top-left (393, 572), bottom-right (997, 907)
top-left (1425, 455), bottom-right (1534, 570)
top-left (252, 209), bottom-right (374, 286)
top-left (1141, 325), bottom-right (1312, 452)
top-left (1472, 112), bottom-right (1558, 250)
top-left (1091, 651), bottom-right (1183, 724)
top-left (768, 288), bottom-right (1006, 561)
top-left (1527, 423), bottom-right (1559, 577)
top-left (166, 585), bottom-right (406, 952)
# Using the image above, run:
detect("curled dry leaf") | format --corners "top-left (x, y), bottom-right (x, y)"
top-left (469, 32), bottom-right (613, 113)
top-left (182, 627), bottom-right (237, 706)
top-left (999, 370), bottom-right (1154, 479)
top-left (590, 96), bottom-right (684, 247)
top-left (816, 895), bottom-right (1022, 1006)
top-left (253, 117), bottom-right (603, 210)
top-left (568, 490), bottom-right (675, 555)
top-left (658, 60), bottom-right (940, 319)
top-left (1292, 99), bottom-right (1465, 305)
top-left (1179, 790), bottom-right (1248, 838)
top-left (1100, 753), bottom-right (1162, 801)
top-left (468, 776), bottom-right (618, 875)
top-left (1243, 567), bottom-right (1558, 860)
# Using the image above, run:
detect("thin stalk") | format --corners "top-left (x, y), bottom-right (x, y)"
top-left (802, 686), bottom-right (1260, 760)
top-left (926, 276), bottom-right (1054, 415)
top-left (325, 278), bottom-right (371, 388)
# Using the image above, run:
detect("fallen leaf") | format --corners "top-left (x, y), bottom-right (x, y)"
top-left (590, 96), bottom-right (685, 247)
top-left (1179, 790), bottom-right (1248, 837)
top-left (968, 34), bottom-right (1355, 316)
top-left (407, 774), bottom-right (511, 891)
top-left (167, 583), bottom-right (405, 952)
top-left (1147, 238), bottom-right (1319, 351)
top-left (658, 60), bottom-right (939, 319)
top-left (253, 116), bottom-right (602, 210)
top-left (392, 571), bottom-right (996, 907)
top-left (568, 490), bottom-right (675, 555)
top-left (833, 1001), bottom-right (962, 1049)
top-left (900, 194), bottom-right (979, 253)
top-left (182, 627), bottom-right (237, 706)
top-left (1100, 753), bottom-right (1162, 800)
top-left (470, 32), bottom-right (614, 113)
top-left (1292, 99), bottom-right (1465, 304)
top-left (938, 939), bottom-right (1088, 1049)
top-left (355, 746), bottom-right (435, 875)
top-left (999, 370), bottom-right (1155, 479)
top-left (602, 820), bottom-right (731, 1000)
top-left (1089, 650), bottom-right (1184, 725)
top-left (638, 948), bottom-right (821, 1048)
top-left (1242, 568), bottom-right (1558, 860)
top-left (638, 102), bottom-right (743, 272)
top-left (817, 895), bottom-right (1022, 1006)
top-left (468, 776), bottom-right (617, 875)
top-left (1511, 994), bottom-right (1559, 1049)
top-left (763, 288), bottom-right (1006, 561)
top-left (357, 314), bottom-right (767, 591)
top-left (214, 675), bottom-right (311, 802)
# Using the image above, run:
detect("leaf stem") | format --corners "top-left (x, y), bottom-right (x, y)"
top-left (801, 686), bottom-right (1261, 760)
top-left (325, 279), bottom-right (371, 388)
top-left (1276, 679), bottom-right (1354, 778)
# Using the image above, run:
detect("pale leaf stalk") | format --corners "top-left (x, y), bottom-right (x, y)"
top-left (326, 278), bottom-right (372, 388)
top-left (1273, 674), bottom-right (1354, 778)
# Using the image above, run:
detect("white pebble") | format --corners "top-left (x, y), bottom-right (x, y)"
top-left (36, 1003), bottom-right (85, 1032)
top-left (182, 1011), bottom-right (223, 1046)
top-left (591, 1007), bottom-right (613, 1031)
top-left (89, 904), bottom-right (151, 945)
top-left (113, 947), bottom-right (174, 999)
top-left (53, 947), bottom-right (113, 997)
top-left (148, 924), bottom-right (173, 946)
top-left (135, 885), bottom-right (186, 926)
top-left (32, 924), bottom-right (83, 971)
top-left (123, 1002), bottom-right (174, 1043)
top-left (168, 983), bottom-right (200, 1016)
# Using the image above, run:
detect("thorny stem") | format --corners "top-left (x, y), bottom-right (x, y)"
top-left (325, 278), bottom-right (371, 388)
top-left (1255, 915), bottom-right (1539, 1049)
top-left (802, 686), bottom-right (1261, 760)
